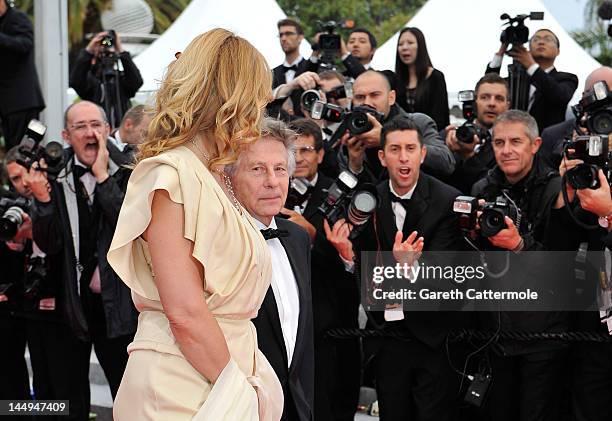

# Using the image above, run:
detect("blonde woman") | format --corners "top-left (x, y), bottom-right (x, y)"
top-left (107, 28), bottom-right (283, 420)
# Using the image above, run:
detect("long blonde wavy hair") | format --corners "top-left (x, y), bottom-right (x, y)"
top-left (137, 28), bottom-right (272, 168)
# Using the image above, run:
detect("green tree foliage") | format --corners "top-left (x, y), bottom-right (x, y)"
top-left (572, 0), bottom-right (611, 66)
top-left (277, 0), bottom-right (425, 46)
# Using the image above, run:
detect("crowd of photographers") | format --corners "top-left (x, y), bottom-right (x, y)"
top-left (3, 4), bottom-right (612, 421)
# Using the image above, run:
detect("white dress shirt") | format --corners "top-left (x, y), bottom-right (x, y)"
top-left (386, 181), bottom-right (418, 322)
top-left (292, 173), bottom-right (318, 215)
top-left (282, 56), bottom-right (303, 84)
top-left (255, 217), bottom-right (300, 366)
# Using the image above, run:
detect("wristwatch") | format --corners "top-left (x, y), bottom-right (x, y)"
top-left (598, 213), bottom-right (612, 228)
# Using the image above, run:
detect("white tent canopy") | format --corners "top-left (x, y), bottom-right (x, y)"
top-left (134, 0), bottom-right (311, 92)
top-left (371, 0), bottom-right (600, 107)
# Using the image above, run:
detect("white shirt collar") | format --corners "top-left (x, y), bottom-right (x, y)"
top-left (110, 131), bottom-right (127, 152)
top-left (283, 56), bottom-right (303, 67)
top-left (74, 155), bottom-right (89, 169)
top-left (308, 173), bottom-right (319, 187)
top-left (389, 180), bottom-right (417, 200)
top-left (254, 216), bottom-right (278, 231)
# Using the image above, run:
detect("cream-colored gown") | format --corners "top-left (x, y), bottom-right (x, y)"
top-left (107, 145), bottom-right (283, 420)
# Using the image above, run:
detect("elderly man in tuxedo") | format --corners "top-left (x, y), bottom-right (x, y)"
top-left (229, 117), bottom-right (315, 421)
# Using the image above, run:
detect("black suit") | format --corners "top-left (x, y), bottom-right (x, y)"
top-left (486, 63), bottom-right (578, 131)
top-left (0, 5), bottom-right (45, 149)
top-left (253, 218), bottom-right (314, 421)
top-left (355, 173), bottom-right (465, 421)
top-left (298, 174), bottom-right (361, 421)
top-left (539, 118), bottom-right (574, 169)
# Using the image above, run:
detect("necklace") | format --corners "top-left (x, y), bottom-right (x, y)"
top-left (190, 139), bottom-right (242, 214)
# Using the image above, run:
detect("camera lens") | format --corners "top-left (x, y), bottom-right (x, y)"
top-left (301, 90), bottom-right (321, 112)
top-left (566, 164), bottom-right (600, 190)
top-left (348, 191), bottom-right (377, 226)
top-left (456, 124), bottom-right (477, 143)
top-left (479, 208), bottom-right (506, 238)
top-left (0, 206), bottom-right (24, 241)
top-left (589, 110), bottom-right (612, 135)
top-left (348, 111), bottom-right (373, 135)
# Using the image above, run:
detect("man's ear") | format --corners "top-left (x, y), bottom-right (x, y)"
top-left (317, 148), bottom-right (324, 164)
top-left (388, 89), bottom-right (396, 106)
top-left (61, 129), bottom-right (71, 145)
top-left (378, 148), bottom-right (387, 167)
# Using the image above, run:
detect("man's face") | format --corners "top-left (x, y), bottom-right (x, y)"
top-left (529, 30), bottom-right (559, 62)
top-left (123, 113), bottom-right (152, 145)
top-left (293, 135), bottom-right (323, 180)
top-left (353, 72), bottom-right (396, 117)
top-left (347, 32), bottom-right (375, 62)
top-left (62, 102), bottom-right (110, 166)
top-left (492, 121), bottom-right (541, 183)
top-left (476, 83), bottom-right (509, 128)
top-left (378, 130), bottom-right (425, 195)
top-left (6, 162), bottom-right (32, 198)
top-left (319, 77), bottom-right (350, 109)
top-left (279, 25), bottom-right (303, 55)
top-left (232, 137), bottom-right (290, 226)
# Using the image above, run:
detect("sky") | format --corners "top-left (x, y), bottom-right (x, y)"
top-left (542, 0), bottom-right (590, 32)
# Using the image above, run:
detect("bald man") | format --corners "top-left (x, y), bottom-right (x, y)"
top-left (540, 66), bottom-right (612, 167)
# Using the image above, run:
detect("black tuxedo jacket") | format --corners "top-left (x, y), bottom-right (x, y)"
top-left (355, 173), bottom-right (466, 349)
top-left (252, 218), bottom-right (314, 421)
top-left (539, 118), bottom-right (574, 169)
top-left (486, 63), bottom-right (578, 131)
top-left (0, 6), bottom-right (45, 115)
top-left (302, 174), bottom-right (360, 335)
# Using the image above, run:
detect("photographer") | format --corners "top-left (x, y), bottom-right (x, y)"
top-left (346, 28), bottom-right (377, 70)
top-left (486, 28), bottom-right (578, 131)
top-left (308, 27), bottom-right (371, 79)
top-left (108, 104), bottom-right (152, 166)
top-left (340, 70), bottom-right (454, 182)
top-left (0, 0), bottom-right (45, 149)
top-left (470, 110), bottom-right (582, 421)
top-left (69, 31), bottom-right (143, 128)
top-left (540, 66), bottom-right (612, 168)
top-left (30, 101), bottom-right (137, 411)
top-left (327, 115), bottom-right (465, 420)
top-left (285, 118), bottom-right (361, 421)
top-left (444, 73), bottom-right (510, 194)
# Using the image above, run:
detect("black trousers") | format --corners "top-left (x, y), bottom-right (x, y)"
top-left (26, 318), bottom-right (90, 421)
top-left (314, 336), bottom-right (361, 421)
top-left (0, 314), bottom-right (30, 400)
top-left (374, 337), bottom-right (459, 421)
top-left (84, 293), bottom-right (132, 400)
top-left (484, 349), bottom-right (567, 421)
top-left (0, 108), bottom-right (40, 150)
top-left (571, 342), bottom-right (612, 421)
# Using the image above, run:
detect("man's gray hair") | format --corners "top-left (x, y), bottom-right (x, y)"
top-left (493, 110), bottom-right (539, 142)
top-left (227, 117), bottom-right (297, 175)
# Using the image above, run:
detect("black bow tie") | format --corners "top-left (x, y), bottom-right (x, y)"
top-left (390, 193), bottom-right (411, 208)
top-left (260, 228), bottom-right (290, 240)
top-left (282, 64), bottom-right (298, 73)
top-left (74, 165), bottom-right (92, 178)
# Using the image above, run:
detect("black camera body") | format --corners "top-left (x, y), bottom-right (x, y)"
top-left (500, 12), bottom-right (544, 46)
top-left (100, 30), bottom-right (116, 52)
top-left (345, 105), bottom-right (384, 136)
top-left (564, 135), bottom-right (610, 189)
top-left (453, 195), bottom-right (522, 238)
top-left (311, 100), bottom-right (345, 123)
top-left (318, 171), bottom-right (377, 239)
top-left (456, 90), bottom-right (487, 144)
top-left (284, 178), bottom-right (314, 210)
top-left (17, 119), bottom-right (65, 179)
top-left (573, 81), bottom-right (612, 135)
top-left (0, 196), bottom-right (30, 242)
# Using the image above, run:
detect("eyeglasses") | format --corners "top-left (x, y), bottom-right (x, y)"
top-left (531, 35), bottom-right (557, 45)
top-left (69, 120), bottom-right (106, 133)
top-left (296, 146), bottom-right (317, 154)
top-left (278, 31), bottom-right (298, 38)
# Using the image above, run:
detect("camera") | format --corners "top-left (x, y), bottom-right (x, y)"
top-left (499, 12), bottom-right (544, 46)
top-left (301, 81), bottom-right (354, 112)
top-left (22, 256), bottom-right (47, 301)
top-left (456, 90), bottom-right (487, 144)
top-left (325, 81), bottom-right (353, 101)
top-left (301, 89), bottom-right (323, 112)
top-left (564, 135), bottom-right (610, 189)
top-left (311, 100), bottom-right (345, 122)
top-left (345, 105), bottom-right (384, 135)
top-left (0, 196), bottom-right (30, 242)
top-left (100, 30), bottom-right (116, 51)
top-left (17, 119), bottom-right (65, 179)
top-left (573, 81), bottom-right (612, 135)
top-left (284, 177), bottom-right (314, 209)
top-left (313, 20), bottom-right (355, 69)
top-left (318, 170), bottom-right (378, 239)
top-left (453, 195), bottom-right (522, 237)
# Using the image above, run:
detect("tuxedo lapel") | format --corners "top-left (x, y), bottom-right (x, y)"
top-left (278, 231), bottom-right (308, 373)
top-left (261, 287), bottom-right (289, 369)
top-left (302, 176), bottom-right (328, 220)
top-left (401, 176), bottom-right (430, 236)
top-left (376, 183), bottom-right (398, 249)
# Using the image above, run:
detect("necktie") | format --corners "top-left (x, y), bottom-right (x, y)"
top-left (73, 165), bottom-right (92, 178)
top-left (282, 64), bottom-right (298, 73)
top-left (260, 228), bottom-right (290, 240)
top-left (390, 193), bottom-right (411, 209)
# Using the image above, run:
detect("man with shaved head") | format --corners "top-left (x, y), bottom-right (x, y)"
top-left (539, 66), bottom-right (612, 167)
top-left (340, 70), bottom-right (455, 182)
